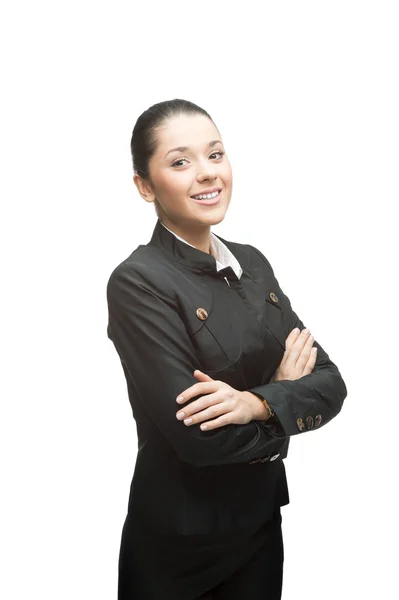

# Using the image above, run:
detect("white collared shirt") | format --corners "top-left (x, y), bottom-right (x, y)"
top-left (160, 221), bottom-right (243, 280)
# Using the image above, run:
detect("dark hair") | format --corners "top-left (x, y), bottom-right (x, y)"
top-left (130, 99), bottom-right (214, 182)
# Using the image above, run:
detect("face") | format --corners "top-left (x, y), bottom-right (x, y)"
top-left (135, 113), bottom-right (233, 236)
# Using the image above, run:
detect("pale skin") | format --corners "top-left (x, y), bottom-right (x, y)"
top-left (131, 112), bottom-right (317, 431)
top-left (175, 327), bottom-right (318, 430)
top-left (133, 113), bottom-right (233, 253)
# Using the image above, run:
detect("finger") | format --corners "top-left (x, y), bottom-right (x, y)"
top-left (284, 328), bottom-right (300, 352)
top-left (288, 327), bottom-right (301, 343)
top-left (296, 333), bottom-right (314, 369)
top-left (176, 380), bottom-right (219, 404)
top-left (193, 369), bottom-right (214, 382)
top-left (280, 328), bottom-right (301, 366)
top-left (198, 412), bottom-right (232, 431)
top-left (181, 400), bottom-right (232, 427)
top-left (282, 328), bottom-right (305, 367)
top-left (302, 347), bottom-right (318, 376)
top-left (290, 328), bottom-right (312, 365)
top-left (176, 386), bottom-right (225, 419)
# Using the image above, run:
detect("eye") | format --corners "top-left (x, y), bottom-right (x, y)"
top-left (171, 150), bottom-right (225, 168)
top-left (171, 158), bottom-right (189, 168)
top-left (209, 150), bottom-right (225, 160)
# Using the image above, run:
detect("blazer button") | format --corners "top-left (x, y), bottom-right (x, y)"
top-left (269, 292), bottom-right (279, 303)
top-left (306, 416), bottom-right (314, 429)
top-left (270, 453), bottom-right (280, 461)
top-left (196, 308), bottom-right (208, 321)
top-left (296, 418), bottom-right (305, 432)
top-left (315, 414), bottom-right (322, 427)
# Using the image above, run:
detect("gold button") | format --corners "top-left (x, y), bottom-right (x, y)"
top-left (306, 416), bottom-right (314, 429)
top-left (269, 292), bottom-right (279, 303)
top-left (315, 414), bottom-right (322, 427)
top-left (296, 418), bottom-right (305, 432)
top-left (196, 308), bottom-right (208, 321)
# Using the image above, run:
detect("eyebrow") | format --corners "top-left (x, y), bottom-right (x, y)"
top-left (164, 139), bottom-right (222, 159)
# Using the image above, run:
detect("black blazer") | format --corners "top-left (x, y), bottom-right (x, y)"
top-left (106, 219), bottom-right (347, 537)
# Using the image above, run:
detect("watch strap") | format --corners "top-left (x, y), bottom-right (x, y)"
top-left (261, 398), bottom-right (275, 422)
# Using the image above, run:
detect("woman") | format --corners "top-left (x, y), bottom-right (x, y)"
top-left (106, 99), bottom-right (347, 599)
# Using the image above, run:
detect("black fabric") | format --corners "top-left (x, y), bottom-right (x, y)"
top-left (106, 218), bottom-right (347, 596)
top-left (118, 506), bottom-right (284, 600)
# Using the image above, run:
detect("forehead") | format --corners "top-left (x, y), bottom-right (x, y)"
top-left (155, 113), bottom-right (220, 152)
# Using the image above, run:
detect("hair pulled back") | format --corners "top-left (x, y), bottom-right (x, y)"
top-left (130, 99), bottom-right (214, 182)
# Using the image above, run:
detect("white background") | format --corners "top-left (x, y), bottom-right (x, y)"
top-left (1, 1), bottom-right (398, 598)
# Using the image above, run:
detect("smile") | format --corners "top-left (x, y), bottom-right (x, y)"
top-left (190, 190), bottom-right (222, 205)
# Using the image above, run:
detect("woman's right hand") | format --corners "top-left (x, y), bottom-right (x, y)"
top-left (271, 328), bottom-right (317, 382)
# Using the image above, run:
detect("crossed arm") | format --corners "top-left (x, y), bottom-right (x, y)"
top-left (107, 258), bottom-right (347, 467)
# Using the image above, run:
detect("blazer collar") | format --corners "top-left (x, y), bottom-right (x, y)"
top-left (148, 218), bottom-right (248, 281)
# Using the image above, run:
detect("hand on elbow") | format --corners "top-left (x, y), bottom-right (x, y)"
top-left (175, 369), bottom-right (255, 431)
top-left (272, 327), bottom-right (318, 382)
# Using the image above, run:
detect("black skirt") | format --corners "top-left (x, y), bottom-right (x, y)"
top-left (118, 505), bottom-right (284, 600)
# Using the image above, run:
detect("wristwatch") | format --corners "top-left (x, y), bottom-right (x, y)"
top-left (261, 398), bottom-right (275, 422)
top-left (251, 392), bottom-right (275, 423)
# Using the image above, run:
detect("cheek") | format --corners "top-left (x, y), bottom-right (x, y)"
top-left (221, 162), bottom-right (233, 187)
top-left (157, 172), bottom-right (188, 198)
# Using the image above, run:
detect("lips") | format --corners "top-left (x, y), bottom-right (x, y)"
top-left (190, 187), bottom-right (222, 198)
top-left (190, 190), bottom-right (222, 205)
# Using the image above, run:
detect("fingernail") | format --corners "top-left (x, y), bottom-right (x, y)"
top-left (293, 328), bottom-right (299, 334)
top-left (176, 396), bottom-right (184, 403)
top-left (184, 418), bottom-right (192, 425)
top-left (177, 412), bottom-right (185, 420)
top-left (312, 348), bottom-right (317, 353)
top-left (200, 424), bottom-right (208, 430)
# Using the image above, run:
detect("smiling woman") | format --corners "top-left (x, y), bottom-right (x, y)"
top-left (131, 102), bottom-right (233, 253)
top-left (106, 98), bottom-right (347, 600)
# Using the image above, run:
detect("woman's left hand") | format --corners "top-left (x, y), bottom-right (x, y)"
top-left (175, 370), bottom-right (254, 430)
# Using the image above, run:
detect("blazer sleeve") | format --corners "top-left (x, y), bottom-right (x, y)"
top-left (246, 245), bottom-right (348, 438)
top-left (106, 263), bottom-right (287, 468)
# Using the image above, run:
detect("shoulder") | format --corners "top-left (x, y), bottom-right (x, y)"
top-left (214, 233), bottom-right (275, 275)
top-left (245, 243), bottom-right (275, 274)
top-left (106, 245), bottom-right (175, 306)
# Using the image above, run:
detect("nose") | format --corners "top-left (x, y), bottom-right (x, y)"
top-left (197, 168), bottom-right (218, 183)
top-left (195, 154), bottom-right (218, 182)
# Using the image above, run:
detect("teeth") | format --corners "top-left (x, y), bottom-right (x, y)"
top-left (192, 190), bottom-right (220, 200)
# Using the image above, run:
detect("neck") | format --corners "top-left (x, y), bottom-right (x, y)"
top-left (161, 219), bottom-right (212, 254)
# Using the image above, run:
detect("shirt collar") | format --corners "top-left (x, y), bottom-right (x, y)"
top-left (148, 219), bottom-right (246, 281)
top-left (160, 221), bottom-right (243, 279)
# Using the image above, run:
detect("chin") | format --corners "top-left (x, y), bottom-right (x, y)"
top-left (209, 212), bottom-right (227, 225)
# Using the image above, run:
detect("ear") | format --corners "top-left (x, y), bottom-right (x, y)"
top-left (133, 173), bottom-right (156, 204)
